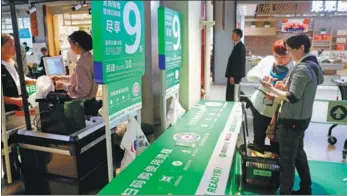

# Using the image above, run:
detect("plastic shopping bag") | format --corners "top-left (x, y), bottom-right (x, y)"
top-left (120, 117), bottom-right (150, 171)
top-left (28, 76), bottom-right (55, 107)
top-left (166, 95), bottom-right (186, 127)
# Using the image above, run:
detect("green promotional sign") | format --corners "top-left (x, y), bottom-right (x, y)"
top-left (26, 85), bottom-right (36, 96)
top-left (107, 78), bottom-right (142, 123)
top-left (165, 67), bottom-right (180, 98)
top-left (92, 1), bottom-right (145, 84)
top-left (99, 101), bottom-right (243, 195)
top-left (327, 100), bottom-right (347, 124)
top-left (158, 7), bottom-right (182, 96)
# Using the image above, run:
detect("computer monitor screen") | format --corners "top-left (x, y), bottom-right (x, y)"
top-left (43, 56), bottom-right (66, 76)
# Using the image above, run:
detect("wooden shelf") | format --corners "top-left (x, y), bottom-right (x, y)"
top-left (245, 18), bottom-right (276, 22)
top-left (312, 44), bottom-right (331, 47)
top-left (244, 27), bottom-right (277, 36)
top-left (313, 40), bottom-right (331, 42)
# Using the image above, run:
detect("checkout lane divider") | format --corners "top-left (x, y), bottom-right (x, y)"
top-left (195, 102), bottom-right (243, 195)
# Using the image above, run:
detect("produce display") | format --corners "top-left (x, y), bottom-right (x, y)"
top-left (283, 23), bottom-right (307, 32)
top-left (318, 51), bottom-right (347, 64)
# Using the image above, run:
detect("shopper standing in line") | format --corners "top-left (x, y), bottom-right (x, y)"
top-left (260, 33), bottom-right (324, 195)
top-left (246, 40), bottom-right (294, 154)
top-left (225, 29), bottom-right (246, 101)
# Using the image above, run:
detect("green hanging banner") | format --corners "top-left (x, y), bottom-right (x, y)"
top-left (92, 1), bottom-right (146, 84)
top-left (158, 7), bottom-right (182, 96)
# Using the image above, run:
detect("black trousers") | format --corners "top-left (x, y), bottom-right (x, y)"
top-left (226, 80), bottom-right (242, 101)
top-left (251, 108), bottom-right (279, 153)
top-left (277, 125), bottom-right (311, 194)
top-left (1, 145), bottom-right (21, 182)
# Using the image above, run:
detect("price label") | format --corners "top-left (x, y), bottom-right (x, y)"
top-left (92, 1), bottom-right (145, 84)
top-left (158, 7), bottom-right (182, 70)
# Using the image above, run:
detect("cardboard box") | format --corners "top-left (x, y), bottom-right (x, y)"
top-left (337, 69), bottom-right (347, 76)
top-left (314, 35), bottom-right (322, 41)
top-left (322, 34), bottom-right (331, 40)
top-left (337, 30), bottom-right (347, 36)
top-left (324, 69), bottom-right (337, 75)
top-left (336, 44), bottom-right (345, 50)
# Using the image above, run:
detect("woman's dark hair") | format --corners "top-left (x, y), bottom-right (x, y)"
top-left (1, 33), bottom-right (12, 46)
top-left (285, 33), bottom-right (311, 54)
top-left (68, 30), bottom-right (93, 51)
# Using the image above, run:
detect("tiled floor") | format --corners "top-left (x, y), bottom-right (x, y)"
top-left (207, 83), bottom-right (347, 164)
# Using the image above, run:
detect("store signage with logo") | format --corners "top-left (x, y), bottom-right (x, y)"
top-left (107, 77), bottom-right (142, 123)
top-left (92, 1), bottom-right (145, 84)
top-left (158, 7), bottom-right (182, 96)
top-left (99, 101), bottom-right (243, 195)
top-left (311, 1), bottom-right (347, 12)
top-left (327, 101), bottom-right (347, 124)
top-left (281, 18), bottom-right (309, 33)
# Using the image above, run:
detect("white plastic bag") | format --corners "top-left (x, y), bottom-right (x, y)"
top-left (35, 76), bottom-right (55, 99)
top-left (28, 76), bottom-right (55, 107)
top-left (120, 117), bottom-right (150, 171)
top-left (166, 95), bottom-right (186, 127)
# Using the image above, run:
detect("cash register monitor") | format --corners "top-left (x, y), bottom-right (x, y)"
top-left (43, 56), bottom-right (66, 76)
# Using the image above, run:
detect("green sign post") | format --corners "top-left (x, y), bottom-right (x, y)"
top-left (158, 7), bottom-right (183, 131)
top-left (327, 100), bottom-right (347, 124)
top-left (91, 0), bottom-right (146, 182)
top-left (99, 101), bottom-right (243, 195)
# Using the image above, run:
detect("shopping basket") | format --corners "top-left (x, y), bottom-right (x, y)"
top-left (238, 100), bottom-right (280, 190)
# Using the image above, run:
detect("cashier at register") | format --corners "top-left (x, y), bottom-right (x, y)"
top-left (51, 31), bottom-right (100, 116)
top-left (1, 33), bottom-right (36, 112)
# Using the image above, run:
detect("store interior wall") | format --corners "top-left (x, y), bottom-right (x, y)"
top-left (160, 1), bottom-right (202, 110)
top-left (141, 1), bottom-right (160, 127)
top-left (245, 16), bottom-right (347, 56)
top-left (204, 1), bottom-right (214, 98)
top-left (213, 0), bottom-right (236, 85)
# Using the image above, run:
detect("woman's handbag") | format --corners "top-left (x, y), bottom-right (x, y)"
top-left (266, 103), bottom-right (281, 142)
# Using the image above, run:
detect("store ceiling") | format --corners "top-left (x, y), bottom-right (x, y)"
top-left (241, 1), bottom-right (347, 17)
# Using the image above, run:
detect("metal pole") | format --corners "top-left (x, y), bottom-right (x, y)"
top-left (1, 89), bottom-right (12, 184)
top-left (160, 70), bottom-right (167, 133)
top-left (9, 0), bottom-right (32, 130)
top-left (102, 85), bottom-right (114, 182)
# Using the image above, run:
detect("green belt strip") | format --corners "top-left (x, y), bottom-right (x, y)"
top-left (99, 100), bottom-right (243, 195)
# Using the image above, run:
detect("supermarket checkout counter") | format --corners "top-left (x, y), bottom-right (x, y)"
top-left (16, 116), bottom-right (109, 195)
top-left (12, 82), bottom-right (108, 194)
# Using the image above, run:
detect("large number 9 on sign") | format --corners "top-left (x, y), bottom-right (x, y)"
top-left (123, 1), bottom-right (141, 54)
top-left (172, 14), bottom-right (181, 51)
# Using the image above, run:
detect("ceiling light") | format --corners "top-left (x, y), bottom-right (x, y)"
top-left (72, 3), bottom-right (82, 11)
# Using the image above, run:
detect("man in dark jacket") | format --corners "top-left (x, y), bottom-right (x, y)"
top-left (225, 29), bottom-right (246, 101)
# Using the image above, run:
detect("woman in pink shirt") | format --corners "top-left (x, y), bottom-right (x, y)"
top-left (53, 31), bottom-right (100, 116)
